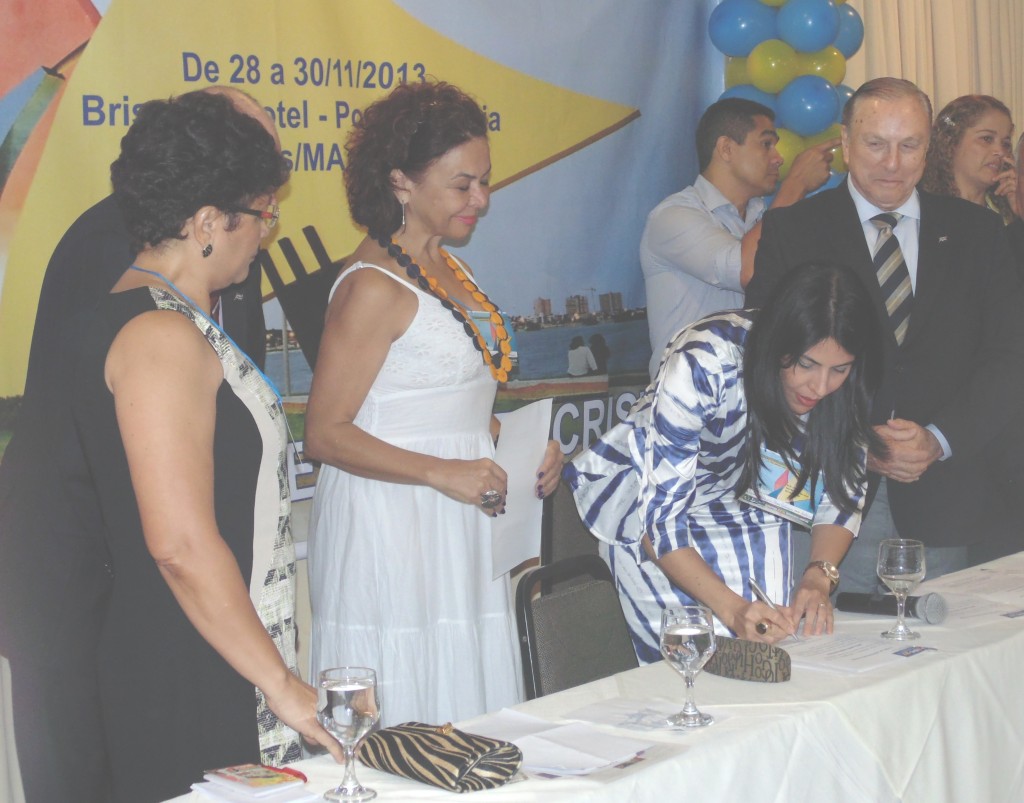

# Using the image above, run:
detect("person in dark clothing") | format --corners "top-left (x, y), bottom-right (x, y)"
top-left (0, 87), bottom-right (273, 803)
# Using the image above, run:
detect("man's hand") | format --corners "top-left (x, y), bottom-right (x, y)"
top-left (867, 418), bottom-right (943, 482)
top-left (777, 138), bottom-right (839, 199)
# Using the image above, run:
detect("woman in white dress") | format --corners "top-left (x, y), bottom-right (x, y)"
top-left (305, 81), bottom-right (561, 726)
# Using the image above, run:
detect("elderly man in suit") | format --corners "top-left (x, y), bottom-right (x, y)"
top-left (745, 77), bottom-right (1024, 595)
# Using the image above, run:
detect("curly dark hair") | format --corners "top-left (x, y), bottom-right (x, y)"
top-left (344, 81), bottom-right (487, 239)
top-left (920, 94), bottom-right (1014, 222)
top-left (110, 90), bottom-right (289, 252)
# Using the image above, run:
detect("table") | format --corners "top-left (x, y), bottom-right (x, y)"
top-left (172, 558), bottom-right (1024, 803)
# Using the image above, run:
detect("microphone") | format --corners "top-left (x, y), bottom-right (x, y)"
top-left (835, 592), bottom-right (948, 625)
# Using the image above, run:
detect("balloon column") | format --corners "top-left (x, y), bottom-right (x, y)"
top-left (711, 0), bottom-right (863, 183)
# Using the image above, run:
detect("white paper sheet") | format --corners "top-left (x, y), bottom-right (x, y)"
top-left (490, 399), bottom-right (552, 578)
top-left (921, 565), bottom-right (1024, 601)
top-left (564, 698), bottom-right (727, 731)
top-left (466, 709), bottom-right (652, 776)
top-left (939, 593), bottom-right (1024, 622)
top-left (783, 634), bottom-right (937, 673)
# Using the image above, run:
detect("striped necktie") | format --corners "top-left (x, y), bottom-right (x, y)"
top-left (870, 212), bottom-right (913, 346)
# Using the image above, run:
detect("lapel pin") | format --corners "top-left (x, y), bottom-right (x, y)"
top-left (938, 235), bottom-right (948, 243)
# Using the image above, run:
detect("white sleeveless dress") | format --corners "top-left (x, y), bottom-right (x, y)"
top-left (308, 261), bottom-right (523, 726)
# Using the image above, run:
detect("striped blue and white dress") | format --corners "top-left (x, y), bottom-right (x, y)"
top-left (565, 311), bottom-right (864, 663)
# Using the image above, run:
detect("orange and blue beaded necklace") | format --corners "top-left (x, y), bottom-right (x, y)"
top-left (379, 236), bottom-right (513, 382)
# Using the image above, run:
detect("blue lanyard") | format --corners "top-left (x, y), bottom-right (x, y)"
top-left (128, 265), bottom-right (284, 406)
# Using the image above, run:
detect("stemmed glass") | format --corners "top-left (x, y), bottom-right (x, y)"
top-left (660, 605), bottom-right (717, 728)
top-left (317, 667), bottom-right (381, 802)
top-left (877, 539), bottom-right (926, 640)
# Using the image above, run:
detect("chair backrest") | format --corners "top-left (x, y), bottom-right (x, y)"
top-left (515, 553), bottom-right (638, 700)
top-left (540, 483), bottom-right (599, 567)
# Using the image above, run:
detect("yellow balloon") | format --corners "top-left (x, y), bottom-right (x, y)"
top-left (799, 46), bottom-right (847, 87)
top-left (759, 0), bottom-right (790, 6)
top-left (804, 123), bottom-right (845, 173)
top-left (747, 39), bottom-right (799, 95)
top-left (775, 127), bottom-right (805, 180)
top-left (725, 57), bottom-right (749, 88)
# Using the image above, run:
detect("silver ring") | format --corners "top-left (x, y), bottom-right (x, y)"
top-left (818, 603), bottom-right (827, 607)
top-left (480, 490), bottom-right (502, 508)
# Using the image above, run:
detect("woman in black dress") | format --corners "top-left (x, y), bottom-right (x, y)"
top-left (69, 91), bottom-right (341, 802)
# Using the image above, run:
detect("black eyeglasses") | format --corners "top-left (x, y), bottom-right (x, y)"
top-left (233, 203), bottom-right (280, 229)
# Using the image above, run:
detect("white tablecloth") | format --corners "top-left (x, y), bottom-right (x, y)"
top-left (170, 559), bottom-right (1024, 803)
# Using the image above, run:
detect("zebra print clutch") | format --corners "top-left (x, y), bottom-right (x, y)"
top-left (356, 721), bottom-right (523, 792)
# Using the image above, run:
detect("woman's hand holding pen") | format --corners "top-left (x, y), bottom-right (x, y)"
top-left (744, 578), bottom-right (798, 643)
top-left (726, 597), bottom-right (793, 644)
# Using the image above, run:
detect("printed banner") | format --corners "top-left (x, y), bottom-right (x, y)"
top-left (0, 0), bottom-right (721, 469)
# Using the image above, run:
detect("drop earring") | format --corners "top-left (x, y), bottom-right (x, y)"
top-left (202, 243), bottom-right (213, 258)
top-left (400, 202), bottom-right (407, 232)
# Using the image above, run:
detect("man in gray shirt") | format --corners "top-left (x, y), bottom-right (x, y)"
top-left (641, 98), bottom-right (837, 377)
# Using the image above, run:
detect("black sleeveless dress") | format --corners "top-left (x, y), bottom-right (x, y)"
top-left (71, 286), bottom-right (300, 803)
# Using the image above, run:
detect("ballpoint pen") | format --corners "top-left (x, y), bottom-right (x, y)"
top-left (748, 577), bottom-right (800, 640)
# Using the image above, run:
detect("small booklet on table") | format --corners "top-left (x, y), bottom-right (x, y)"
top-left (192, 764), bottom-right (318, 802)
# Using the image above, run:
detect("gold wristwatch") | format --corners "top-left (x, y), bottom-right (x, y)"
top-left (806, 560), bottom-right (839, 593)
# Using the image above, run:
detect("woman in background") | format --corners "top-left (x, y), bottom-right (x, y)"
top-left (567, 334), bottom-right (597, 376)
top-left (567, 264), bottom-right (883, 661)
top-left (922, 95), bottom-right (1024, 563)
top-left (305, 81), bottom-right (561, 726)
top-left (589, 333), bottom-right (611, 374)
top-left (920, 94), bottom-right (1018, 223)
top-left (71, 92), bottom-right (341, 802)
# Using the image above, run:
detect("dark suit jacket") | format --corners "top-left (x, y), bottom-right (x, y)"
top-left (746, 183), bottom-right (1024, 548)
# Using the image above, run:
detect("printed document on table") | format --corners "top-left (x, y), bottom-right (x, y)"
top-left (784, 634), bottom-right (931, 673)
top-left (565, 698), bottom-right (730, 731)
top-left (921, 565), bottom-right (1024, 602)
top-left (468, 709), bottom-right (652, 776)
top-left (939, 593), bottom-right (1024, 622)
top-left (491, 398), bottom-right (552, 578)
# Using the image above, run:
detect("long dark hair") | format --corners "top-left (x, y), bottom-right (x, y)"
top-left (738, 263), bottom-right (884, 513)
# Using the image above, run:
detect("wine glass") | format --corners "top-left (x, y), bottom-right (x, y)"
top-left (660, 605), bottom-right (717, 728)
top-left (877, 539), bottom-right (926, 640)
top-left (317, 667), bottom-right (381, 802)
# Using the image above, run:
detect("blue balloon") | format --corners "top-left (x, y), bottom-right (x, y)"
top-left (708, 0), bottom-right (777, 57)
top-left (834, 83), bottom-right (855, 123)
top-left (776, 75), bottom-right (840, 136)
top-left (719, 84), bottom-right (778, 115)
top-left (809, 169), bottom-right (847, 196)
top-left (833, 4), bottom-right (865, 58)
top-left (776, 0), bottom-right (840, 53)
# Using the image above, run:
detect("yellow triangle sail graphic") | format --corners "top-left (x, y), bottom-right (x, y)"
top-left (0, 0), bottom-right (638, 395)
